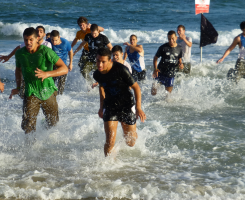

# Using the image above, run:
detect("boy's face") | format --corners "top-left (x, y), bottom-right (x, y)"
top-left (91, 30), bottom-right (99, 38)
top-left (24, 34), bottom-right (39, 52)
top-left (168, 34), bottom-right (177, 46)
top-left (79, 22), bottom-right (87, 31)
top-left (51, 36), bottom-right (61, 45)
top-left (177, 27), bottom-right (185, 37)
top-left (130, 36), bottom-right (137, 45)
top-left (37, 28), bottom-right (45, 41)
top-left (96, 55), bottom-right (111, 74)
top-left (112, 51), bottom-right (123, 62)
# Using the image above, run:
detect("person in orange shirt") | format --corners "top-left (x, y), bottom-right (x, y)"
top-left (71, 17), bottom-right (104, 81)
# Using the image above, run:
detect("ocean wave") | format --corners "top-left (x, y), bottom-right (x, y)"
top-left (0, 22), bottom-right (242, 46)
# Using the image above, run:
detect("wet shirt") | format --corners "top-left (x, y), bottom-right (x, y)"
top-left (15, 45), bottom-right (59, 100)
top-left (177, 37), bottom-right (192, 63)
top-left (47, 37), bottom-right (71, 65)
top-left (75, 28), bottom-right (91, 51)
top-left (239, 34), bottom-right (245, 60)
top-left (84, 33), bottom-right (110, 61)
top-left (155, 43), bottom-right (182, 78)
top-left (93, 62), bottom-right (135, 110)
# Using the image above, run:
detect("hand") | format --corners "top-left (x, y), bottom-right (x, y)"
top-left (98, 108), bottom-right (103, 118)
top-left (136, 108), bottom-right (146, 123)
top-left (92, 82), bottom-right (99, 89)
top-left (9, 88), bottom-right (19, 99)
top-left (123, 42), bottom-right (130, 46)
top-left (0, 81), bottom-right (4, 93)
top-left (216, 58), bottom-right (224, 64)
top-left (35, 68), bottom-right (49, 82)
top-left (68, 63), bottom-right (73, 72)
top-left (0, 55), bottom-right (10, 63)
top-left (179, 63), bottom-right (184, 69)
top-left (152, 69), bottom-right (160, 78)
top-left (179, 35), bottom-right (186, 40)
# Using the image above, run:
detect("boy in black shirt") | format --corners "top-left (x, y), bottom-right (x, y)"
top-left (151, 30), bottom-right (183, 95)
top-left (74, 24), bottom-right (113, 83)
top-left (93, 47), bottom-right (146, 157)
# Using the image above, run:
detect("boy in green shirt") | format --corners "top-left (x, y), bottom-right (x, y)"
top-left (9, 27), bottom-right (68, 134)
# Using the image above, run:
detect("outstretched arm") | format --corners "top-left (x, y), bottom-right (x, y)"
top-left (71, 38), bottom-right (78, 48)
top-left (107, 43), bottom-right (113, 51)
top-left (131, 82), bottom-right (146, 122)
top-left (35, 58), bottom-right (68, 82)
top-left (73, 40), bottom-right (87, 56)
top-left (123, 47), bottom-right (128, 61)
top-left (68, 49), bottom-right (73, 71)
top-left (0, 45), bottom-right (20, 63)
top-left (123, 43), bottom-right (143, 53)
top-left (217, 36), bottom-right (240, 63)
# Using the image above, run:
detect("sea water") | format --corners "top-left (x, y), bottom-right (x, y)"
top-left (1, 0), bottom-right (245, 199)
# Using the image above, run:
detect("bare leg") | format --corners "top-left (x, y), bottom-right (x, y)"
top-left (121, 122), bottom-right (138, 147)
top-left (104, 121), bottom-right (118, 156)
top-left (165, 86), bottom-right (173, 93)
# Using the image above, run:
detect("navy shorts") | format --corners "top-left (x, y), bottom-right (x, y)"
top-left (103, 106), bottom-right (136, 125)
top-left (155, 73), bottom-right (174, 87)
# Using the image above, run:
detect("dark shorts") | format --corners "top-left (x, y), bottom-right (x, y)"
top-left (132, 69), bottom-right (146, 82)
top-left (103, 106), bottom-right (136, 125)
top-left (155, 73), bottom-right (174, 87)
top-left (227, 59), bottom-right (245, 81)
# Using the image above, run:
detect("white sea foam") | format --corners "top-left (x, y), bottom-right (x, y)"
top-left (0, 22), bottom-right (242, 47)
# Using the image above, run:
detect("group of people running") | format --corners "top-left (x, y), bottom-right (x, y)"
top-left (0, 17), bottom-right (244, 157)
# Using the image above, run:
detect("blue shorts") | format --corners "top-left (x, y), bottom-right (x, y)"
top-left (155, 73), bottom-right (174, 87)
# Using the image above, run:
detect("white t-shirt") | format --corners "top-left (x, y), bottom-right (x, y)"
top-left (123, 60), bottom-right (132, 74)
top-left (177, 36), bottom-right (192, 63)
top-left (20, 40), bottom-right (52, 49)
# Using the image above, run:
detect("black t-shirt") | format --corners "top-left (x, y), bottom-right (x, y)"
top-left (155, 43), bottom-right (182, 77)
top-left (84, 33), bottom-right (110, 61)
top-left (93, 62), bottom-right (135, 110)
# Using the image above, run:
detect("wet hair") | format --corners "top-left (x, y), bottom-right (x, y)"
top-left (23, 27), bottom-right (38, 38)
top-left (130, 34), bottom-right (137, 40)
top-left (36, 25), bottom-right (45, 33)
top-left (97, 47), bottom-right (111, 60)
top-left (46, 32), bottom-right (51, 37)
top-left (177, 25), bottom-right (185, 30)
top-left (77, 16), bottom-right (88, 25)
top-left (240, 21), bottom-right (245, 30)
top-left (112, 45), bottom-right (123, 53)
top-left (90, 24), bottom-right (99, 32)
top-left (167, 30), bottom-right (176, 36)
top-left (50, 30), bottom-right (60, 37)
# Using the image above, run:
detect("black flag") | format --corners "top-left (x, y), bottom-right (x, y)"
top-left (200, 13), bottom-right (218, 47)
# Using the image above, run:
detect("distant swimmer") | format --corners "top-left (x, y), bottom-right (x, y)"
top-left (176, 25), bottom-right (192, 74)
top-left (217, 21), bottom-right (245, 81)
top-left (71, 17), bottom-right (104, 81)
top-left (73, 24), bottom-right (112, 85)
top-left (92, 45), bottom-right (132, 88)
top-left (0, 26), bottom-right (51, 63)
top-left (123, 35), bottom-right (146, 81)
top-left (9, 27), bottom-right (68, 134)
top-left (0, 79), bottom-right (4, 93)
top-left (47, 30), bottom-right (73, 95)
top-left (93, 47), bottom-right (146, 157)
top-left (151, 30), bottom-right (183, 95)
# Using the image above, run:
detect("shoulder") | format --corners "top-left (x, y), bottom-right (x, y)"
top-left (93, 69), bottom-right (100, 80)
top-left (15, 47), bottom-right (25, 57)
top-left (61, 37), bottom-right (68, 43)
top-left (186, 36), bottom-right (192, 41)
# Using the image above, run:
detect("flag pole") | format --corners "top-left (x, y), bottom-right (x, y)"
top-left (200, 13), bottom-right (203, 62)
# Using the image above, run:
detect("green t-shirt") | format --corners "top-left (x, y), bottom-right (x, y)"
top-left (15, 45), bottom-right (60, 100)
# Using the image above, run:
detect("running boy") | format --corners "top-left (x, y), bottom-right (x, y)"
top-left (48, 30), bottom-right (73, 94)
top-left (93, 47), bottom-right (146, 157)
top-left (9, 27), bottom-right (68, 134)
top-left (73, 24), bottom-right (112, 84)
top-left (151, 30), bottom-right (183, 95)
top-left (71, 17), bottom-right (104, 78)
